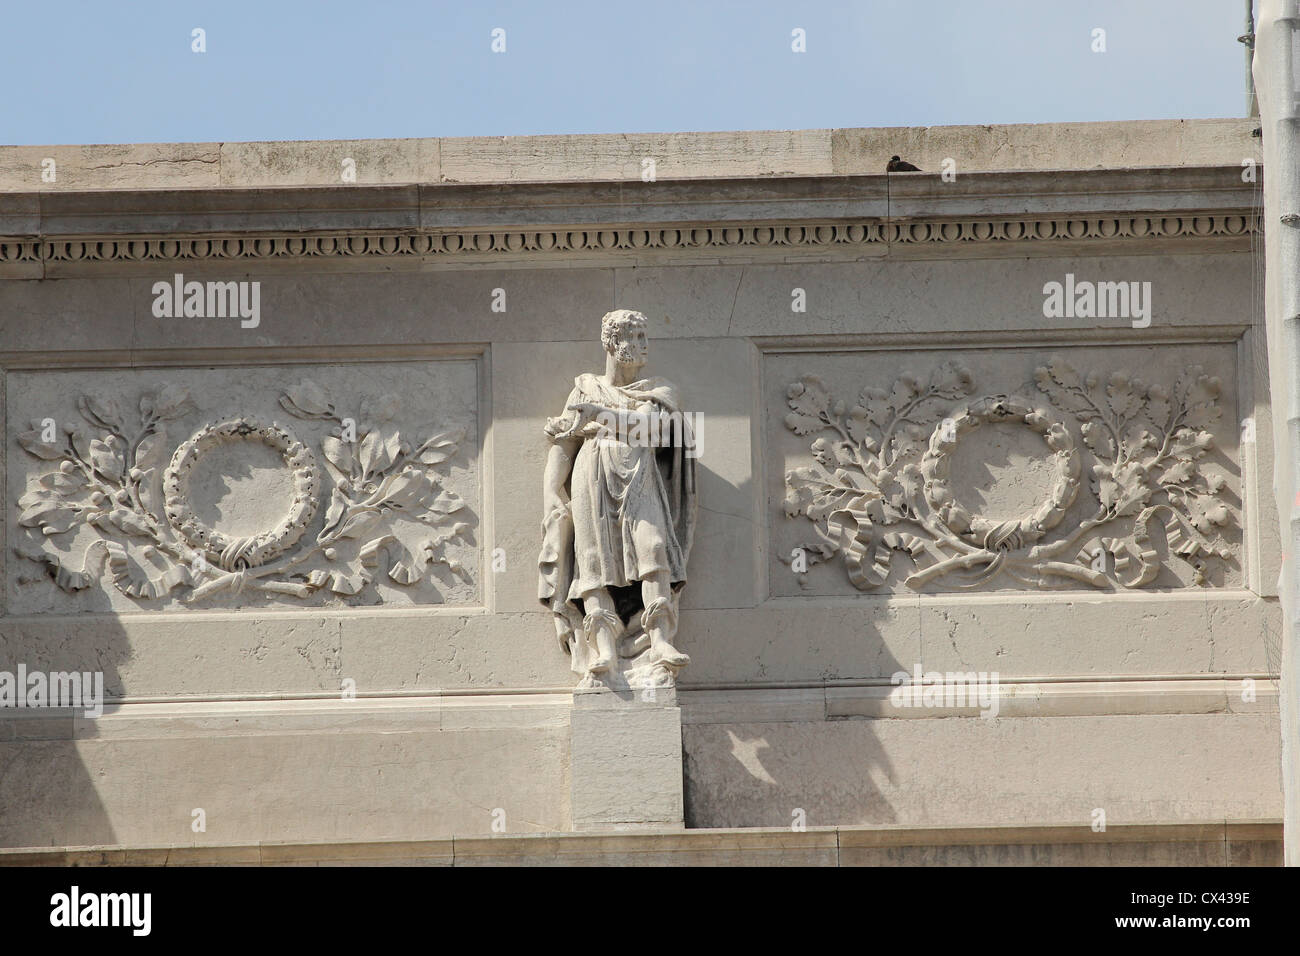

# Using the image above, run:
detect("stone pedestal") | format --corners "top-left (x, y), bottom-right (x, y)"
top-left (569, 687), bottom-right (684, 831)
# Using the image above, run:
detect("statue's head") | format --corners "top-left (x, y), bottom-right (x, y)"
top-left (600, 309), bottom-right (649, 369)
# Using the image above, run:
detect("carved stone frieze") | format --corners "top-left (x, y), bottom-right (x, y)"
top-left (781, 356), bottom-right (1236, 591)
top-left (13, 376), bottom-right (472, 606)
top-left (0, 212), bottom-right (1259, 272)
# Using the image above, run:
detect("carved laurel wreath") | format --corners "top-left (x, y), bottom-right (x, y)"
top-left (782, 357), bottom-right (1234, 590)
top-left (163, 419), bottom-right (321, 570)
top-left (923, 395), bottom-right (1080, 551)
top-left (14, 380), bottom-right (469, 603)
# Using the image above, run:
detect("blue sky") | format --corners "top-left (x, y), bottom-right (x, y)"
top-left (0, 0), bottom-right (1251, 145)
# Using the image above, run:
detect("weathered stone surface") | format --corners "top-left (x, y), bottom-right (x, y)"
top-left (0, 120), bottom-right (1259, 191)
top-left (0, 122), bottom-right (1282, 859)
top-left (683, 713), bottom-right (1282, 830)
top-left (6, 362), bottom-right (480, 614)
top-left (0, 695), bottom-right (569, 848)
top-left (570, 690), bottom-right (684, 830)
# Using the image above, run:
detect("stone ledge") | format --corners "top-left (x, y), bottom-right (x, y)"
top-left (0, 120), bottom-right (1260, 191)
top-left (0, 820), bottom-right (1279, 867)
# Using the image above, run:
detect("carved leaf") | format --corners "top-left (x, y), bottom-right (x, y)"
top-left (784, 466), bottom-right (834, 517)
top-left (1188, 497), bottom-right (1232, 535)
top-left (18, 486), bottom-right (60, 510)
top-left (1159, 459), bottom-right (1197, 486)
top-left (1168, 428), bottom-right (1214, 461)
top-left (1183, 402), bottom-right (1222, 428)
top-left (1121, 425), bottom-right (1156, 460)
top-left (1093, 461), bottom-right (1151, 517)
top-left (833, 442), bottom-right (862, 469)
top-left (134, 430), bottom-right (166, 473)
top-left (365, 467), bottom-right (437, 510)
top-left (70, 429), bottom-right (91, 463)
top-left (319, 486), bottom-right (348, 540)
top-left (887, 374), bottom-right (921, 415)
top-left (1144, 385), bottom-right (1172, 430)
top-left (150, 383), bottom-right (196, 421)
top-left (135, 468), bottom-right (160, 515)
top-left (17, 429), bottom-right (65, 460)
top-left (889, 423), bottom-right (929, 462)
top-left (1177, 367), bottom-right (1218, 405)
top-left (896, 463), bottom-right (923, 500)
top-left (785, 411), bottom-right (826, 436)
top-left (1046, 356), bottom-right (1082, 390)
top-left (321, 436), bottom-right (354, 476)
top-left (1171, 369), bottom-right (1221, 428)
top-left (844, 409), bottom-right (878, 449)
top-left (78, 394), bottom-right (123, 433)
top-left (18, 498), bottom-right (82, 535)
top-left (335, 509), bottom-right (383, 540)
top-left (787, 377), bottom-right (831, 418)
top-left (389, 554), bottom-right (425, 586)
top-left (358, 426), bottom-right (401, 477)
top-left (857, 387), bottom-right (892, 427)
top-left (280, 379), bottom-right (335, 418)
top-left (37, 470), bottom-right (87, 497)
top-left (1081, 421), bottom-right (1116, 460)
top-left (1105, 372), bottom-right (1144, 422)
top-left (927, 362), bottom-right (974, 398)
top-left (415, 428), bottom-right (464, 466)
top-left (898, 396), bottom-right (952, 427)
top-left (88, 437), bottom-right (125, 483)
top-left (1033, 366), bottom-right (1095, 420)
top-left (808, 489), bottom-right (855, 522)
top-left (104, 509), bottom-right (154, 537)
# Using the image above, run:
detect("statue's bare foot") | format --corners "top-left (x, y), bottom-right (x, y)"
top-left (649, 642), bottom-right (689, 668)
top-left (588, 656), bottom-right (613, 674)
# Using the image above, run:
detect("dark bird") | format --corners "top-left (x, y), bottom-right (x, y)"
top-left (886, 155), bottom-right (921, 172)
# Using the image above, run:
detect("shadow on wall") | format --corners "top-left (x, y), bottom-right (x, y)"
top-left (655, 338), bottom-right (902, 829)
top-left (0, 612), bottom-right (127, 848)
top-left (677, 592), bottom-right (904, 829)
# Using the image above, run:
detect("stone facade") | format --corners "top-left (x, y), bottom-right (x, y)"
top-left (0, 120), bottom-right (1283, 863)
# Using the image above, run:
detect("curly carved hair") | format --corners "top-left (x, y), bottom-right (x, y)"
top-left (600, 309), bottom-right (648, 353)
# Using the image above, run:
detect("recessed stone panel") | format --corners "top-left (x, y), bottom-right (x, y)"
top-left (767, 343), bottom-right (1242, 596)
top-left (7, 360), bottom-right (481, 613)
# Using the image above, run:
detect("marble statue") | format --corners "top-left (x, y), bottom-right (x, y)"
top-left (538, 309), bottom-right (697, 688)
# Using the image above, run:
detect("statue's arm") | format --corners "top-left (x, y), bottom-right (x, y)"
top-left (543, 437), bottom-right (580, 516)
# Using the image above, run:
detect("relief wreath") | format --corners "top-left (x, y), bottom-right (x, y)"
top-left (162, 419), bottom-right (320, 571)
top-left (921, 395), bottom-right (1081, 552)
top-left (14, 379), bottom-right (470, 602)
top-left (782, 358), bottom-right (1235, 590)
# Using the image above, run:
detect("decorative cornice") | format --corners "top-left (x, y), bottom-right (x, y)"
top-left (0, 211), bottom-right (1261, 271)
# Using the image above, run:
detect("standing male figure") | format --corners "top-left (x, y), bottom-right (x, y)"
top-left (538, 309), bottom-right (697, 686)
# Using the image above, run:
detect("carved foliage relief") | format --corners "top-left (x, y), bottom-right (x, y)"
top-left (8, 364), bottom-right (479, 611)
top-left (774, 348), bottom-right (1240, 593)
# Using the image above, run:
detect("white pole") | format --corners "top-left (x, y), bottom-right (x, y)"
top-left (1246, 0), bottom-right (1260, 116)
top-left (1254, 0), bottom-right (1300, 865)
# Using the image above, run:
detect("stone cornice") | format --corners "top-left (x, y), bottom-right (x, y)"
top-left (0, 820), bottom-right (1280, 866)
top-left (0, 166), bottom-right (1261, 276)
